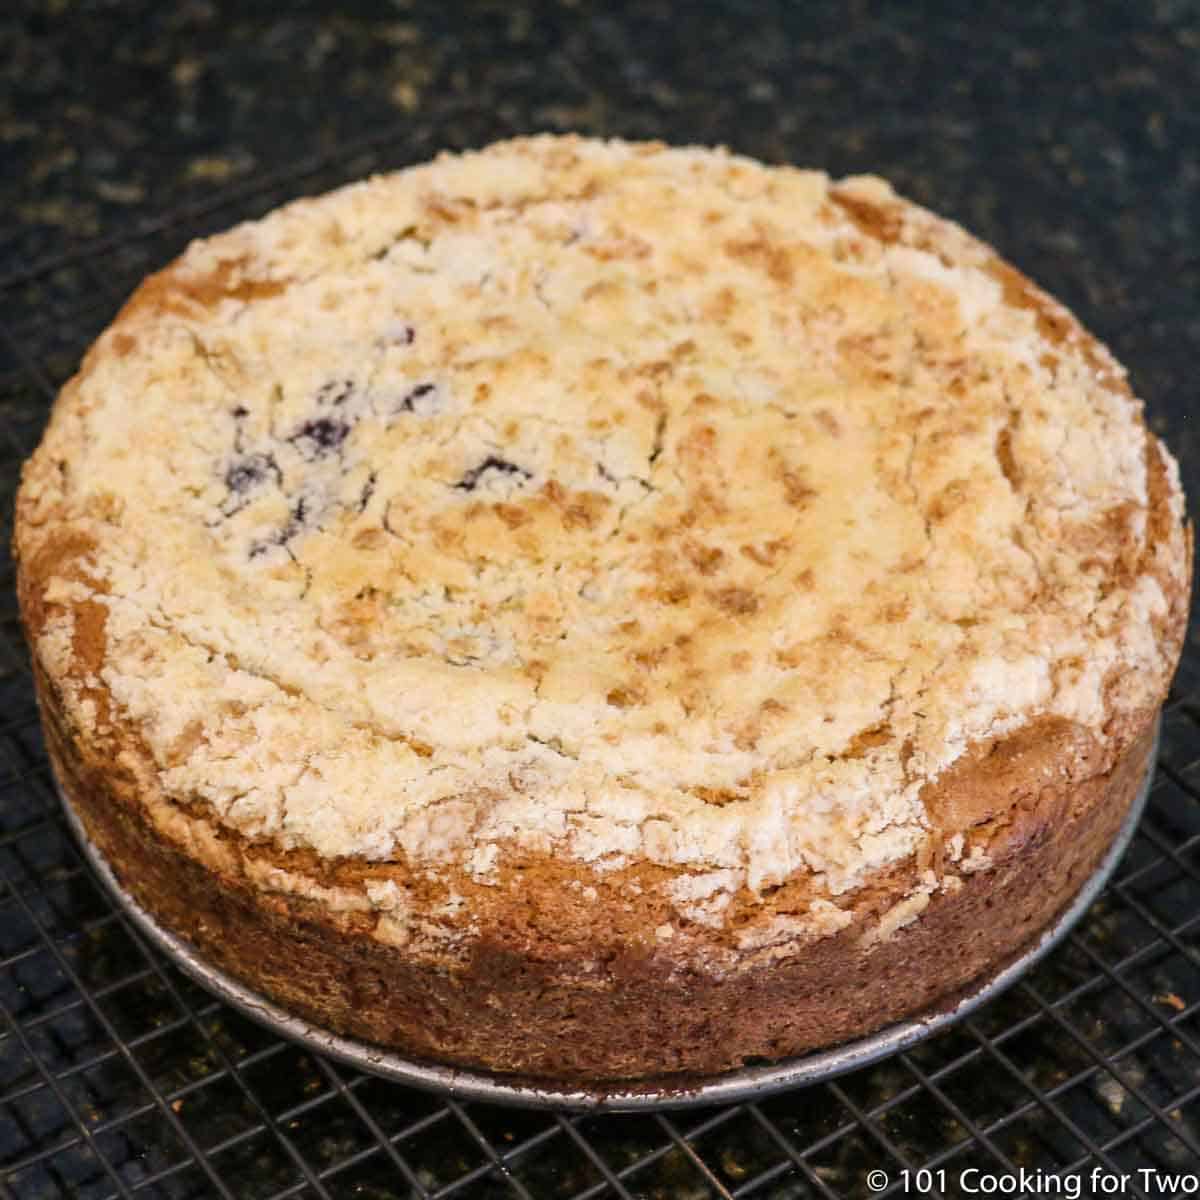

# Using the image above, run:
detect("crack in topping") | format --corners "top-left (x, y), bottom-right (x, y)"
top-left (453, 455), bottom-right (533, 493)
top-left (390, 381), bottom-right (441, 418)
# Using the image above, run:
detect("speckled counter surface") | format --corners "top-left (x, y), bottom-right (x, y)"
top-left (3, 3), bottom-right (1200, 1195)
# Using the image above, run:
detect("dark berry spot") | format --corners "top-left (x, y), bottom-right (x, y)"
top-left (288, 417), bottom-right (351, 459)
top-left (220, 453), bottom-right (282, 518)
top-left (454, 455), bottom-right (533, 492)
top-left (231, 405), bottom-right (249, 419)
top-left (225, 453), bottom-right (280, 495)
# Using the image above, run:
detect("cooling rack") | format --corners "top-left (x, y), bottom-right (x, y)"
top-left (3, 128), bottom-right (1200, 1200)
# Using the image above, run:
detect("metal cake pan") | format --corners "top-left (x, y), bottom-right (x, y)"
top-left (59, 721), bottom-right (1156, 1111)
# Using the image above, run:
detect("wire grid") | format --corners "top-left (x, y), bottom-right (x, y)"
top-left (2, 135), bottom-right (1200, 1200)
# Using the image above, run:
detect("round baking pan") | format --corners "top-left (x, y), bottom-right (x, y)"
top-left (59, 723), bottom-right (1156, 1111)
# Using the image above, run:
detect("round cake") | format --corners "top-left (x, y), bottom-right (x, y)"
top-left (16, 135), bottom-right (1190, 1085)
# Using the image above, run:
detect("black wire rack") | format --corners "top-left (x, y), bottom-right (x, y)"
top-left (3, 131), bottom-right (1200, 1200)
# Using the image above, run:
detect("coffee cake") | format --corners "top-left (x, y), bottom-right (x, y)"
top-left (16, 136), bottom-right (1190, 1082)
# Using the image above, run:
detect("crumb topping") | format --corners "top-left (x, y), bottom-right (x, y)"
top-left (19, 136), bottom-right (1188, 918)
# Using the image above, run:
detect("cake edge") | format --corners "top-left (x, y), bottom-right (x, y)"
top-left (38, 661), bottom-right (1159, 1081)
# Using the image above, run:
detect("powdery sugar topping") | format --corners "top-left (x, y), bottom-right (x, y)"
top-left (20, 136), bottom-right (1187, 919)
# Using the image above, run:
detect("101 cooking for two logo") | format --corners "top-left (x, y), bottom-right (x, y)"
top-left (867, 1166), bottom-right (1200, 1195)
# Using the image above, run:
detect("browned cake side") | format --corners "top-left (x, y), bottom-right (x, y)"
top-left (39, 674), bottom-right (1156, 1083)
